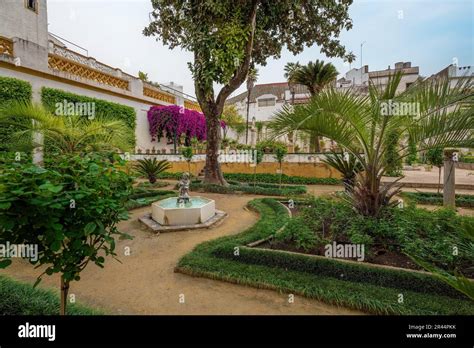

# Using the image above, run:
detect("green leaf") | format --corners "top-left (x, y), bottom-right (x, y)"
top-left (0, 259), bottom-right (12, 269)
top-left (72, 239), bottom-right (83, 249)
top-left (51, 241), bottom-right (61, 252)
top-left (39, 183), bottom-right (63, 193)
top-left (84, 222), bottom-right (96, 235)
top-left (118, 232), bottom-right (134, 241)
top-left (0, 202), bottom-right (11, 209)
top-left (33, 277), bottom-right (42, 288)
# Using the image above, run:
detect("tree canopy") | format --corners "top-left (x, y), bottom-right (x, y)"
top-left (144, 0), bottom-right (353, 103)
top-left (144, 0), bottom-right (354, 184)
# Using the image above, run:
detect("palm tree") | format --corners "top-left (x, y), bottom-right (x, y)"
top-left (284, 62), bottom-right (301, 105)
top-left (293, 60), bottom-right (338, 95)
top-left (269, 73), bottom-right (473, 217)
top-left (245, 67), bottom-right (259, 144)
top-left (322, 152), bottom-right (363, 191)
top-left (134, 158), bottom-right (171, 184)
top-left (288, 60), bottom-right (339, 152)
top-left (0, 103), bottom-right (133, 155)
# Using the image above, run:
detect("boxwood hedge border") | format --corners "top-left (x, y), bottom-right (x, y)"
top-left (176, 198), bottom-right (474, 315)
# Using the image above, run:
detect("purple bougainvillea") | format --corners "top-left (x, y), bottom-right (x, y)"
top-left (147, 105), bottom-right (226, 145)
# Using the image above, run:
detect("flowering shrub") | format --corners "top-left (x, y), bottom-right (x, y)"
top-left (147, 105), bottom-right (226, 145)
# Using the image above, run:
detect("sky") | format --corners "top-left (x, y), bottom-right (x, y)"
top-left (47, 0), bottom-right (474, 99)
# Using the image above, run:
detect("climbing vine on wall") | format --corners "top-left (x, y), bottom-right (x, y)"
top-left (147, 105), bottom-right (225, 145)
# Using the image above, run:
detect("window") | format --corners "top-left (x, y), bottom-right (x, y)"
top-left (258, 98), bottom-right (276, 107)
top-left (25, 0), bottom-right (38, 13)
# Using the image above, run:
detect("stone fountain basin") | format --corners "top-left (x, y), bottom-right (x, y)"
top-left (151, 196), bottom-right (216, 226)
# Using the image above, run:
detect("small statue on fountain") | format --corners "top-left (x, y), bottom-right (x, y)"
top-left (177, 172), bottom-right (190, 206)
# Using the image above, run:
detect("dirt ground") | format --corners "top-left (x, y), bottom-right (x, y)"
top-left (0, 192), bottom-right (361, 315)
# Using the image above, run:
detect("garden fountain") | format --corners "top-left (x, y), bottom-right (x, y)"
top-left (139, 173), bottom-right (226, 232)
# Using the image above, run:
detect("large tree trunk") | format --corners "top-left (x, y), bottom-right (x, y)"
top-left (203, 109), bottom-right (227, 185)
top-left (194, 0), bottom-right (258, 186)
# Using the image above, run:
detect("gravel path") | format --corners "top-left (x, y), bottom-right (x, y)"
top-left (1, 193), bottom-right (361, 315)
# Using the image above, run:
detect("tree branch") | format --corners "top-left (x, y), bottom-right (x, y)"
top-left (215, 0), bottom-right (259, 114)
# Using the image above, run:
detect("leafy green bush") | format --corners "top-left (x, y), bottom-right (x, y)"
top-left (158, 171), bottom-right (341, 185)
top-left (459, 154), bottom-right (474, 163)
top-left (135, 181), bottom-right (169, 189)
top-left (41, 87), bottom-right (136, 144)
top-left (125, 190), bottom-right (176, 210)
top-left (0, 275), bottom-right (100, 315)
top-left (227, 173), bottom-right (341, 185)
top-left (256, 139), bottom-right (287, 153)
top-left (383, 130), bottom-right (402, 176)
top-left (406, 135), bottom-right (418, 165)
top-left (401, 192), bottom-right (474, 208)
top-left (188, 181), bottom-right (307, 196)
top-left (289, 197), bottom-right (474, 273)
top-left (0, 77), bottom-right (32, 152)
top-left (157, 171), bottom-right (182, 179)
top-left (128, 189), bottom-right (176, 200)
top-left (177, 198), bottom-right (474, 314)
top-left (0, 154), bottom-right (133, 313)
top-left (275, 217), bottom-right (317, 251)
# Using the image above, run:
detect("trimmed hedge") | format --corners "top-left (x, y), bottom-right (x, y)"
top-left (212, 246), bottom-right (465, 300)
top-left (128, 189), bottom-right (176, 200)
top-left (177, 198), bottom-right (474, 315)
top-left (187, 181), bottom-right (307, 196)
top-left (460, 155), bottom-right (474, 164)
top-left (125, 190), bottom-right (176, 210)
top-left (41, 87), bottom-right (136, 143)
top-left (158, 172), bottom-right (341, 185)
top-left (0, 275), bottom-right (100, 315)
top-left (224, 173), bottom-right (341, 185)
top-left (0, 76), bottom-right (32, 152)
top-left (401, 192), bottom-right (474, 208)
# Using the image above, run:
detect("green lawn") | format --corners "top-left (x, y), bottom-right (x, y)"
top-left (0, 275), bottom-right (101, 315)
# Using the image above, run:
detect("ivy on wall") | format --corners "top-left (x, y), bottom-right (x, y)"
top-left (41, 87), bottom-right (137, 145)
top-left (0, 76), bottom-right (32, 152)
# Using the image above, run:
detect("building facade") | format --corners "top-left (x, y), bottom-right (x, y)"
top-left (226, 61), bottom-right (421, 151)
top-left (0, 0), bottom-right (200, 156)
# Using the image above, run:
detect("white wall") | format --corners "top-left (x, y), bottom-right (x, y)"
top-left (345, 67), bottom-right (369, 86)
top-left (0, 0), bottom-right (49, 48)
top-left (233, 97), bottom-right (285, 123)
top-left (0, 65), bottom-right (173, 152)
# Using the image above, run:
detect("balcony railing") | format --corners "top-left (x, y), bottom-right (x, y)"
top-left (184, 100), bottom-right (201, 112)
top-left (0, 36), bottom-right (13, 56)
top-left (48, 43), bottom-right (129, 90)
top-left (143, 83), bottom-right (176, 104)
